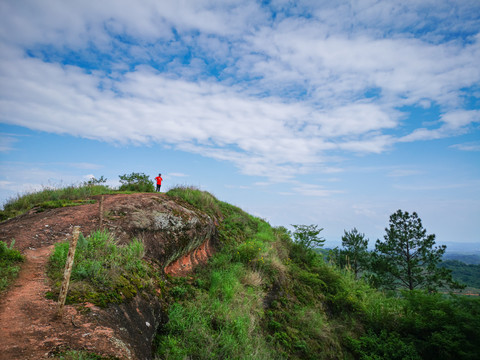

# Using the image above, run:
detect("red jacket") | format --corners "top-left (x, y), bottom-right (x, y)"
top-left (155, 176), bottom-right (163, 185)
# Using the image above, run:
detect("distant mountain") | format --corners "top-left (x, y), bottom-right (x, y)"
top-left (442, 241), bottom-right (480, 253)
top-left (439, 260), bottom-right (480, 288)
top-left (443, 252), bottom-right (480, 265)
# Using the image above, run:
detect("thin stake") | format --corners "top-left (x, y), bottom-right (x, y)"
top-left (99, 196), bottom-right (104, 230)
top-left (57, 226), bottom-right (80, 317)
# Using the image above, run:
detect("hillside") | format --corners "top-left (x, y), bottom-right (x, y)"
top-left (443, 252), bottom-right (480, 265)
top-left (1, 188), bottom-right (479, 359)
top-left (0, 192), bottom-right (217, 359)
top-left (439, 260), bottom-right (480, 289)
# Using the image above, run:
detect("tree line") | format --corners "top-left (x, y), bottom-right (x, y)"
top-left (294, 209), bottom-right (464, 292)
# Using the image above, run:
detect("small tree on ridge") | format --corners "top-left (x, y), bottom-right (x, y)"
top-left (339, 228), bottom-right (370, 279)
top-left (291, 224), bottom-right (325, 250)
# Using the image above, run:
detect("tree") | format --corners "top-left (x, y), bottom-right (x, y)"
top-left (291, 224), bottom-right (325, 250)
top-left (85, 175), bottom-right (107, 186)
top-left (118, 172), bottom-right (155, 192)
top-left (337, 228), bottom-right (369, 279)
top-left (372, 210), bottom-right (462, 292)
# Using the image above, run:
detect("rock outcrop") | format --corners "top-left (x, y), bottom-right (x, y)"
top-left (105, 194), bottom-right (218, 271)
top-left (0, 193), bottom-right (218, 360)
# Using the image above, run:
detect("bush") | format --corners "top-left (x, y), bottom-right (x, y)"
top-left (234, 239), bottom-right (265, 264)
top-left (0, 240), bottom-right (24, 292)
top-left (118, 172), bottom-right (154, 192)
top-left (349, 330), bottom-right (420, 360)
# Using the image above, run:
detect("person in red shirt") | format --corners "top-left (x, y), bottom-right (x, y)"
top-left (155, 173), bottom-right (163, 192)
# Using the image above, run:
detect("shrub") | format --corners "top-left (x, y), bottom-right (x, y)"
top-left (291, 224), bottom-right (325, 250)
top-left (234, 239), bottom-right (265, 264)
top-left (118, 172), bottom-right (154, 192)
top-left (0, 240), bottom-right (24, 292)
top-left (349, 330), bottom-right (420, 360)
top-left (84, 176), bottom-right (107, 186)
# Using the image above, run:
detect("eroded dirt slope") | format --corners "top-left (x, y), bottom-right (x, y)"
top-left (0, 193), bottom-right (217, 359)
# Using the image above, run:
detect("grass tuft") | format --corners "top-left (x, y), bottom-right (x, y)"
top-left (0, 240), bottom-right (24, 293)
top-left (1, 184), bottom-right (111, 221)
top-left (47, 230), bottom-right (157, 307)
top-left (166, 186), bottom-right (222, 218)
top-left (52, 349), bottom-right (119, 360)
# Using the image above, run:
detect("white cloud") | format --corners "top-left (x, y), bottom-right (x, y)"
top-left (450, 142), bottom-right (480, 152)
top-left (393, 182), bottom-right (476, 191)
top-left (292, 183), bottom-right (343, 197)
top-left (387, 169), bottom-right (423, 178)
top-left (68, 163), bottom-right (103, 170)
top-left (0, 0), bottom-right (479, 180)
top-left (167, 172), bottom-right (189, 178)
top-left (399, 110), bottom-right (480, 142)
top-left (0, 135), bottom-right (18, 152)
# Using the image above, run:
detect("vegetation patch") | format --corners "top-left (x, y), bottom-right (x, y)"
top-left (0, 184), bottom-right (111, 221)
top-left (47, 230), bottom-right (159, 307)
top-left (51, 349), bottom-right (118, 360)
top-left (118, 172), bottom-right (155, 192)
top-left (0, 240), bottom-right (24, 293)
top-left (0, 173), bottom-right (156, 222)
top-left (166, 186), bottom-right (222, 218)
top-left (156, 187), bottom-right (480, 360)
top-left (439, 260), bottom-right (480, 288)
top-left (37, 199), bottom-right (96, 211)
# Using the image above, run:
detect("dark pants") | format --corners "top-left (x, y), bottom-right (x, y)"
top-left (156, 184), bottom-right (161, 192)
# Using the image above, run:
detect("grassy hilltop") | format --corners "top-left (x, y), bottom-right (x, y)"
top-left (1, 184), bottom-right (479, 359)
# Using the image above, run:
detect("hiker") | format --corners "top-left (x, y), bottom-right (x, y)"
top-left (155, 173), bottom-right (163, 192)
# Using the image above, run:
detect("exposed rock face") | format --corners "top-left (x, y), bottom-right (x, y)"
top-left (91, 293), bottom-right (163, 360)
top-left (0, 193), bottom-right (218, 360)
top-left (104, 194), bottom-right (218, 270)
top-left (96, 194), bottom-right (219, 358)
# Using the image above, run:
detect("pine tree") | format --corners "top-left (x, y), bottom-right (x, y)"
top-left (339, 228), bottom-right (369, 279)
top-left (372, 210), bottom-right (462, 292)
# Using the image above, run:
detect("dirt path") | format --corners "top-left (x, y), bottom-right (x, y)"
top-left (0, 246), bottom-right (58, 359)
top-left (0, 192), bottom-right (210, 359)
top-left (0, 193), bottom-right (163, 359)
top-left (0, 198), bottom-right (106, 359)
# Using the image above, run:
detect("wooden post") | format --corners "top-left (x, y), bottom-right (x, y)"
top-left (99, 196), bottom-right (104, 230)
top-left (57, 226), bottom-right (80, 317)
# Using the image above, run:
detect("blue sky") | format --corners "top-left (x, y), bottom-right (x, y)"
top-left (1, 0), bottom-right (479, 250)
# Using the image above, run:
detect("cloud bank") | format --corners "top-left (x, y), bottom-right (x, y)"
top-left (1, 0), bottom-right (479, 179)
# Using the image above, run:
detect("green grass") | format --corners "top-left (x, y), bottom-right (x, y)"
top-left (156, 190), bottom-right (279, 359)
top-left (157, 187), bottom-right (480, 360)
top-left (166, 186), bottom-right (222, 218)
top-left (156, 250), bottom-right (275, 360)
top-left (0, 184), bottom-right (112, 221)
top-left (47, 230), bottom-right (159, 307)
top-left (52, 350), bottom-right (118, 360)
top-left (157, 187), bottom-right (356, 359)
top-left (0, 240), bottom-right (24, 293)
